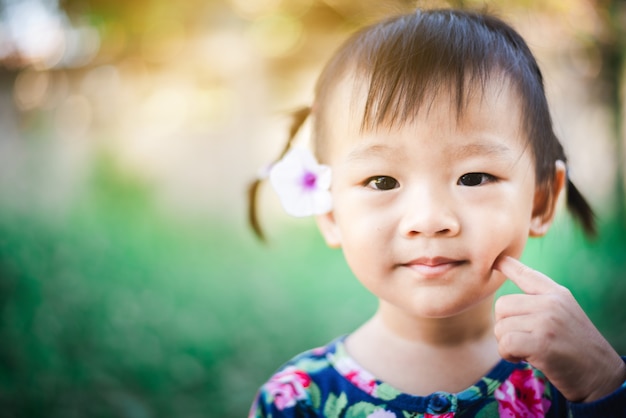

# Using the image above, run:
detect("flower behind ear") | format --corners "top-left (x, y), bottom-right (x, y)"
top-left (269, 147), bottom-right (332, 217)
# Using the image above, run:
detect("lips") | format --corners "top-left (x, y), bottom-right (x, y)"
top-left (402, 257), bottom-right (465, 278)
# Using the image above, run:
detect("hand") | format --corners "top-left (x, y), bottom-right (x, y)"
top-left (493, 255), bottom-right (626, 402)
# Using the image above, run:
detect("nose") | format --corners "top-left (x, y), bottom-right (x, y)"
top-left (399, 186), bottom-right (461, 238)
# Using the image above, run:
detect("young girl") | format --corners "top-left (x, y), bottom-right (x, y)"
top-left (247, 7), bottom-right (626, 417)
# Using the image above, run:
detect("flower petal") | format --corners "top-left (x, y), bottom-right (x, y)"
top-left (269, 147), bottom-right (332, 217)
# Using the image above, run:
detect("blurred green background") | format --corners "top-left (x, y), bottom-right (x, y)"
top-left (0, 0), bottom-right (625, 416)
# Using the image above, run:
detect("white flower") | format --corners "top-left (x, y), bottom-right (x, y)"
top-left (269, 147), bottom-right (332, 217)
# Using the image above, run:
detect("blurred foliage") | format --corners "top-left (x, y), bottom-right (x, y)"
top-left (0, 159), bottom-right (372, 417)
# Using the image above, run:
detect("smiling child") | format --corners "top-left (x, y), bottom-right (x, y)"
top-left (248, 7), bottom-right (626, 417)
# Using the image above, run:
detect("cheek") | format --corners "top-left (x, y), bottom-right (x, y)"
top-left (333, 191), bottom-right (383, 234)
top-left (333, 203), bottom-right (393, 270)
top-left (473, 206), bottom-right (530, 265)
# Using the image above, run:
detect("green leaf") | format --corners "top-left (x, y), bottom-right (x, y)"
top-left (475, 400), bottom-right (499, 418)
top-left (480, 376), bottom-right (501, 393)
top-left (323, 392), bottom-right (348, 418)
top-left (308, 381), bottom-right (322, 410)
top-left (344, 401), bottom-right (379, 418)
top-left (296, 358), bottom-right (330, 374)
top-left (375, 383), bottom-right (402, 401)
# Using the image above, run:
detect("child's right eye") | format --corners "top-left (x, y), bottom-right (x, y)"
top-left (365, 176), bottom-right (399, 190)
top-left (458, 172), bottom-right (497, 187)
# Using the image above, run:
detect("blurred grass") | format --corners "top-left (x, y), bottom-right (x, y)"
top-left (0, 159), bottom-right (624, 417)
top-left (0, 157), bottom-right (371, 417)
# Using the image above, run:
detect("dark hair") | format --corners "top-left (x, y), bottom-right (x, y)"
top-left (249, 8), bottom-right (596, 240)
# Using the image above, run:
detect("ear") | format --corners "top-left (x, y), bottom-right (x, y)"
top-left (315, 211), bottom-right (342, 248)
top-left (529, 160), bottom-right (567, 237)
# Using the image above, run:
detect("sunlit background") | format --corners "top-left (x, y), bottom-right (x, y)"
top-left (0, 0), bottom-right (625, 416)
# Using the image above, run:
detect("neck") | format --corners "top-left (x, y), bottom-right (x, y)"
top-left (375, 296), bottom-right (495, 347)
top-left (344, 296), bottom-right (501, 395)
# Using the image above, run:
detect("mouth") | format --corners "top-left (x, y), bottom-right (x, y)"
top-left (401, 257), bottom-right (466, 278)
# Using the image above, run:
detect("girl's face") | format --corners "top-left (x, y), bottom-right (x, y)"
top-left (316, 76), bottom-right (555, 320)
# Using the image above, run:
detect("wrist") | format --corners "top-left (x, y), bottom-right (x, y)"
top-left (580, 355), bottom-right (626, 403)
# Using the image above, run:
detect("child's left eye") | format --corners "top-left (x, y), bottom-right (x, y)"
top-left (365, 176), bottom-right (399, 190)
top-left (458, 173), bottom-right (496, 186)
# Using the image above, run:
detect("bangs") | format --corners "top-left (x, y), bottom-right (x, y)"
top-left (362, 11), bottom-right (499, 130)
top-left (362, 10), bottom-right (535, 130)
top-left (316, 9), bottom-right (545, 134)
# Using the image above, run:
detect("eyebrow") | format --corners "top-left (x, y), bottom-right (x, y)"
top-left (346, 141), bottom-right (514, 162)
top-left (346, 144), bottom-right (397, 161)
top-left (450, 141), bottom-right (514, 160)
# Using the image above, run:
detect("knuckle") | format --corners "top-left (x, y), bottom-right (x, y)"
top-left (545, 293), bottom-right (572, 315)
top-left (497, 345), bottom-right (509, 360)
top-left (497, 334), bottom-right (521, 361)
top-left (553, 283), bottom-right (571, 296)
top-left (535, 315), bottom-right (559, 343)
top-left (498, 333), bottom-right (514, 352)
top-left (537, 312), bottom-right (551, 328)
top-left (536, 332), bottom-right (553, 356)
top-left (493, 297), bottom-right (507, 316)
top-left (493, 321), bottom-right (503, 338)
top-left (545, 293), bottom-right (562, 308)
top-left (513, 262), bottom-right (530, 278)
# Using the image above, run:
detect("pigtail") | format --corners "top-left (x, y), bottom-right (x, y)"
top-left (247, 179), bottom-right (265, 240)
top-left (247, 106), bottom-right (312, 241)
top-left (565, 177), bottom-right (597, 238)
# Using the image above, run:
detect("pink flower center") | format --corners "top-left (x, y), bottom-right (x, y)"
top-left (302, 171), bottom-right (317, 190)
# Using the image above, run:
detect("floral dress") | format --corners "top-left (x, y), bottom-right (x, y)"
top-left (249, 336), bottom-right (626, 417)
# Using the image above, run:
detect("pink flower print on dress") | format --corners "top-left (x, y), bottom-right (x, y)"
top-left (264, 366), bottom-right (312, 410)
top-left (344, 369), bottom-right (377, 395)
top-left (495, 368), bottom-right (551, 418)
top-left (424, 413), bottom-right (455, 418)
top-left (269, 147), bottom-right (332, 217)
top-left (332, 354), bottom-right (378, 395)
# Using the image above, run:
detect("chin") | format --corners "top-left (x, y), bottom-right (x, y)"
top-left (397, 299), bottom-right (471, 319)
top-left (411, 291), bottom-right (497, 320)
top-left (416, 305), bottom-right (476, 319)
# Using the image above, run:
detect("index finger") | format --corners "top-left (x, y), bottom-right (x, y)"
top-left (493, 255), bottom-right (558, 295)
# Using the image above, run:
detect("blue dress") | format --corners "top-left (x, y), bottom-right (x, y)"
top-left (249, 336), bottom-right (626, 417)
